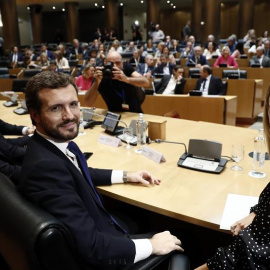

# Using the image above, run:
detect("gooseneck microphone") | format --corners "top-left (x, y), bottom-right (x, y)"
top-left (155, 139), bottom-right (187, 154)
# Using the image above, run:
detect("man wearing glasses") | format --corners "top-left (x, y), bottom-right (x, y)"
top-left (84, 51), bottom-right (149, 113)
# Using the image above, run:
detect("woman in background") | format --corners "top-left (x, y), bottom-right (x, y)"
top-left (75, 64), bottom-right (95, 91)
top-left (214, 46), bottom-right (238, 68)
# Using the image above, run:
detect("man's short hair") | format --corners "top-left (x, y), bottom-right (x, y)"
top-left (145, 54), bottom-right (153, 60)
top-left (26, 71), bottom-right (77, 116)
top-left (202, 65), bottom-right (212, 75)
top-left (172, 65), bottom-right (183, 72)
top-left (257, 46), bottom-right (264, 52)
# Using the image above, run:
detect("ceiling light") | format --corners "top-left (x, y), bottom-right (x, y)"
top-left (102, 5), bottom-right (105, 8)
top-left (95, 3), bottom-right (98, 6)
top-left (141, 0), bottom-right (144, 3)
top-left (52, 6), bottom-right (56, 10)
top-left (167, 0), bottom-right (170, 3)
top-left (173, 6), bottom-right (176, 8)
top-left (62, 8), bottom-right (65, 12)
top-left (27, 6), bottom-right (30, 10)
top-left (120, 3), bottom-right (123, 6)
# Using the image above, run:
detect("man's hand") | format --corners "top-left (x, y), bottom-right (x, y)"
top-left (230, 212), bottom-right (256, 236)
top-left (127, 170), bottom-right (161, 185)
top-left (93, 67), bottom-right (104, 84)
top-left (112, 66), bottom-right (128, 83)
top-left (26, 127), bottom-right (35, 135)
top-left (150, 231), bottom-right (184, 255)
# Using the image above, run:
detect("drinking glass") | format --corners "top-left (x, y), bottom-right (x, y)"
top-left (231, 144), bottom-right (245, 171)
top-left (123, 127), bottom-right (134, 149)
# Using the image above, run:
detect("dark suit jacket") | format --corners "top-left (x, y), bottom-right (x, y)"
top-left (129, 56), bottom-right (145, 66)
top-left (186, 55), bottom-right (209, 66)
top-left (0, 120), bottom-right (29, 183)
top-left (9, 52), bottom-right (23, 62)
top-left (70, 45), bottom-right (83, 55)
top-left (195, 75), bottom-right (226, 95)
top-left (154, 63), bottom-right (175, 75)
top-left (136, 63), bottom-right (155, 76)
top-left (155, 75), bottom-right (186, 94)
top-left (19, 133), bottom-right (135, 269)
top-left (250, 55), bottom-right (270, 68)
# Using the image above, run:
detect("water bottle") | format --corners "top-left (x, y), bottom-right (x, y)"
top-left (135, 113), bottom-right (147, 153)
top-left (249, 128), bottom-right (266, 178)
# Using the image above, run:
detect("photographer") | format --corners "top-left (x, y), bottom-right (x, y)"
top-left (84, 51), bottom-right (149, 113)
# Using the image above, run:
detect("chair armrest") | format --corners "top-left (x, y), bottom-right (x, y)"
top-left (168, 254), bottom-right (190, 270)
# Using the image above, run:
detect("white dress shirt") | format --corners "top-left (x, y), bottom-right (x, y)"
top-left (200, 75), bottom-right (211, 95)
top-left (163, 75), bottom-right (177, 94)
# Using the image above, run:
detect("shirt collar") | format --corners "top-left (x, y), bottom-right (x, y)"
top-left (36, 130), bottom-right (69, 155)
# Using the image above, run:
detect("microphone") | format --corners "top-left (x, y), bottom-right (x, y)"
top-left (155, 139), bottom-right (187, 154)
top-left (189, 58), bottom-right (196, 65)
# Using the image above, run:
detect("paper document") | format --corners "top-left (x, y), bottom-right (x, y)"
top-left (220, 194), bottom-right (259, 230)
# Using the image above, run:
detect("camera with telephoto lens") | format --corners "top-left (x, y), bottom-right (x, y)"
top-left (103, 62), bottom-right (113, 79)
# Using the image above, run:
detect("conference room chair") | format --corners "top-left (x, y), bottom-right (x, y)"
top-left (68, 59), bottom-right (79, 67)
top-left (188, 68), bottom-right (200, 78)
top-left (222, 69), bottom-right (247, 79)
top-left (12, 78), bottom-right (29, 92)
top-left (23, 69), bottom-right (42, 78)
top-left (222, 80), bottom-right (228, 95)
top-left (0, 60), bottom-right (10, 68)
top-left (0, 173), bottom-right (190, 270)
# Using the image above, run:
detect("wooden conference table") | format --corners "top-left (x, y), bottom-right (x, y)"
top-left (1, 101), bottom-right (269, 233)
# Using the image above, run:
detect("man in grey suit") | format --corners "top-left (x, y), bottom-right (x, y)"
top-left (136, 54), bottom-right (155, 78)
top-left (250, 46), bottom-right (270, 68)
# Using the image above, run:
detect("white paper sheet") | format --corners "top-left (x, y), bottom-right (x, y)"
top-left (220, 194), bottom-right (259, 230)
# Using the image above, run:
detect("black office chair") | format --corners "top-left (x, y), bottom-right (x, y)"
top-left (188, 68), bottom-right (200, 78)
top-left (23, 69), bottom-right (42, 78)
top-left (0, 173), bottom-right (189, 270)
top-left (12, 78), bottom-right (29, 92)
top-left (68, 60), bottom-right (79, 67)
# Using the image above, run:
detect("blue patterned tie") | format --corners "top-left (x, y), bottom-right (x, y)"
top-left (67, 141), bottom-right (126, 234)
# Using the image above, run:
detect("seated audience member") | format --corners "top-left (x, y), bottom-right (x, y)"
top-left (231, 42), bottom-right (245, 58)
top-left (203, 42), bottom-right (221, 60)
top-left (154, 42), bottom-right (166, 58)
top-left (75, 64), bottom-right (95, 91)
top-left (70, 38), bottom-right (83, 56)
top-left (155, 65), bottom-right (186, 94)
top-left (124, 41), bottom-right (136, 53)
top-left (25, 49), bottom-right (37, 61)
top-left (244, 35), bottom-right (257, 50)
top-left (225, 35), bottom-right (237, 54)
top-left (186, 46), bottom-right (209, 67)
top-left (165, 35), bottom-right (172, 48)
top-left (170, 39), bottom-right (182, 53)
top-left (129, 49), bottom-right (145, 67)
top-left (214, 46), bottom-right (238, 68)
top-left (85, 51), bottom-right (149, 113)
top-left (180, 41), bottom-right (194, 58)
top-left (250, 46), bottom-right (270, 68)
top-left (109, 27), bottom-right (118, 41)
top-left (188, 35), bottom-right (197, 47)
top-left (110, 39), bottom-right (123, 53)
top-left (9, 46), bottom-right (23, 64)
top-left (0, 119), bottom-right (34, 183)
top-left (55, 50), bottom-right (70, 70)
top-left (243, 29), bottom-right (256, 42)
top-left (96, 44), bottom-right (106, 66)
top-left (136, 54), bottom-right (155, 78)
top-left (143, 38), bottom-right (156, 55)
top-left (22, 55), bottom-right (36, 69)
top-left (263, 39), bottom-right (270, 57)
top-left (38, 52), bottom-right (50, 69)
top-left (161, 46), bottom-right (170, 57)
top-left (262, 30), bottom-right (269, 42)
top-left (58, 44), bottom-right (70, 59)
top-left (48, 60), bottom-right (62, 72)
top-left (81, 42), bottom-right (90, 60)
top-left (248, 38), bottom-right (263, 54)
top-left (195, 65), bottom-right (226, 95)
top-left (195, 87), bottom-right (270, 269)
top-left (204, 35), bottom-right (218, 51)
top-left (19, 71), bottom-right (182, 269)
top-left (39, 44), bottom-right (55, 61)
top-left (87, 48), bottom-right (103, 67)
top-left (168, 54), bottom-right (176, 65)
top-left (154, 54), bottom-right (175, 75)
top-left (89, 39), bottom-right (100, 51)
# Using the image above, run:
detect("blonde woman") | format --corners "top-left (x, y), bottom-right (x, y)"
top-left (75, 64), bottom-right (95, 91)
top-left (213, 46), bottom-right (238, 68)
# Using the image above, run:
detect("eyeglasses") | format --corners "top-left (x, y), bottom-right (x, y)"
top-left (110, 60), bottom-right (122, 65)
top-left (44, 101), bottom-right (80, 115)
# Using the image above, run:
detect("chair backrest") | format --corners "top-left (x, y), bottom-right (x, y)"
top-left (222, 69), bottom-right (247, 79)
top-left (68, 60), bottom-right (78, 67)
top-left (23, 69), bottom-right (42, 78)
top-left (0, 173), bottom-right (82, 270)
top-left (222, 80), bottom-right (228, 95)
top-left (188, 68), bottom-right (200, 78)
top-left (12, 79), bottom-right (29, 92)
top-left (0, 67), bottom-right (9, 75)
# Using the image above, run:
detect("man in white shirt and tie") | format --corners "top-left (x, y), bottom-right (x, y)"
top-left (250, 46), bottom-right (270, 68)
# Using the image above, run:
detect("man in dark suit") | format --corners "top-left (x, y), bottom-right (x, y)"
top-left (40, 44), bottom-right (55, 60)
top-left (250, 46), bottom-right (270, 68)
top-left (154, 54), bottom-right (175, 76)
top-left (155, 65), bottom-right (186, 94)
top-left (70, 38), bottom-right (83, 56)
top-left (0, 119), bottom-right (33, 183)
top-left (195, 65), bottom-right (226, 95)
top-left (264, 40), bottom-right (270, 57)
top-left (9, 46), bottom-right (23, 63)
top-left (136, 54), bottom-right (155, 78)
top-left (129, 49), bottom-right (145, 68)
top-left (19, 72), bottom-right (183, 269)
top-left (186, 46), bottom-right (209, 67)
